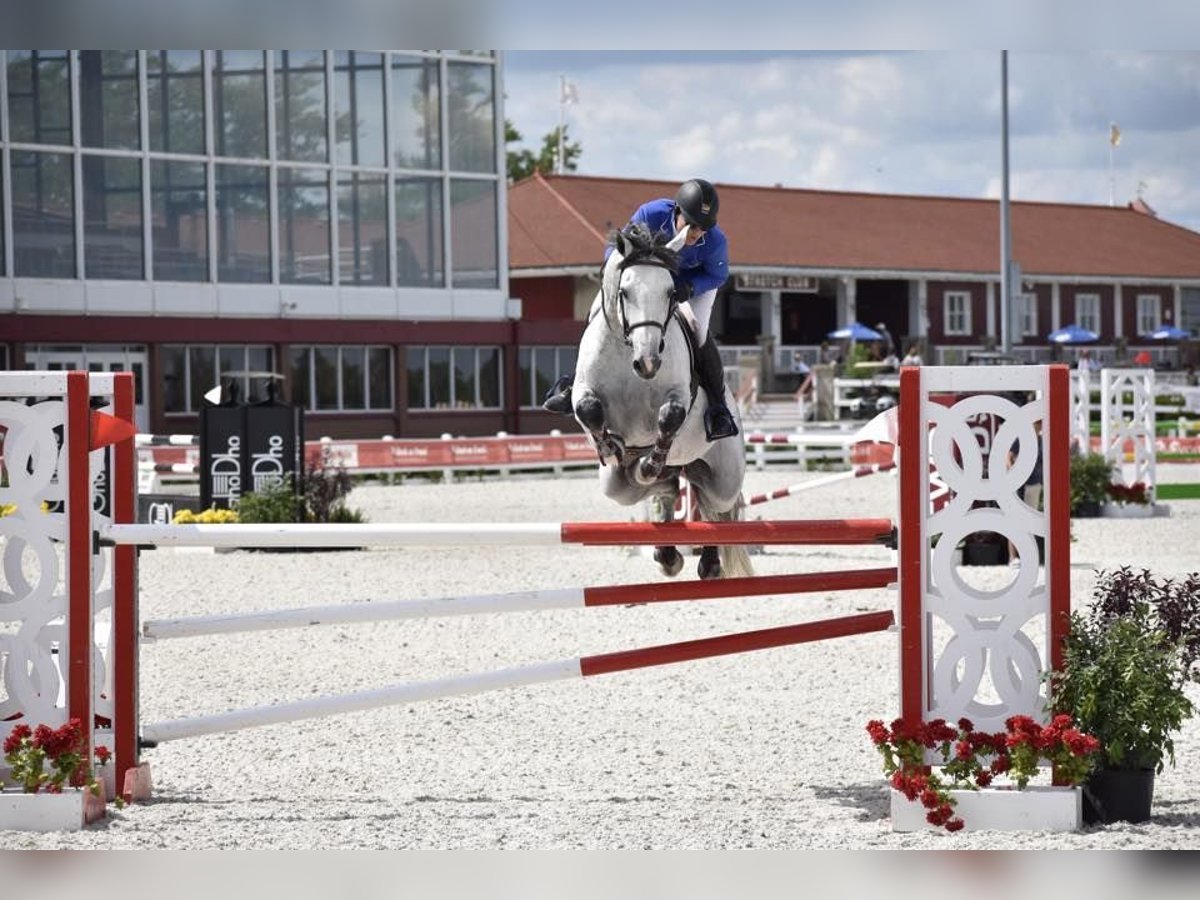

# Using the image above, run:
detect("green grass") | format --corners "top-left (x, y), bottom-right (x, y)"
top-left (1156, 483), bottom-right (1200, 500)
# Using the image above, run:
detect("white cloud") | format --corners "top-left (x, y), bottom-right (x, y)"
top-left (503, 51), bottom-right (1200, 232)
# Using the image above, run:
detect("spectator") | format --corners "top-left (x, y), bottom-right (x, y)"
top-left (792, 352), bottom-right (815, 420)
top-left (875, 322), bottom-right (896, 357)
top-left (901, 344), bottom-right (923, 366)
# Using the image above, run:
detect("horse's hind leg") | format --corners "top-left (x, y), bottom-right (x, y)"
top-left (648, 480), bottom-right (683, 578)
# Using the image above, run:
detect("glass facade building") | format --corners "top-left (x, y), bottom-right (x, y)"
top-left (0, 51), bottom-right (539, 438)
top-left (0, 50), bottom-right (503, 302)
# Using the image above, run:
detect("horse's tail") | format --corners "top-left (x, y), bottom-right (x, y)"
top-left (696, 492), bottom-right (754, 579)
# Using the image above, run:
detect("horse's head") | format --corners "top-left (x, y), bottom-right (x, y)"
top-left (601, 224), bottom-right (687, 379)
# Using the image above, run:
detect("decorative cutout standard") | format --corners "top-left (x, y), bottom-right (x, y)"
top-left (0, 397), bottom-right (69, 727)
top-left (923, 391), bottom-right (1049, 734)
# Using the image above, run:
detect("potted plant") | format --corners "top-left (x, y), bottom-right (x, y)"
top-left (1048, 567), bottom-right (1200, 824)
top-left (1069, 448), bottom-right (1113, 518)
top-left (1102, 480), bottom-right (1154, 519)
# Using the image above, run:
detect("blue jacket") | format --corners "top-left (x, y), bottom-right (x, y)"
top-left (606, 198), bottom-right (729, 296)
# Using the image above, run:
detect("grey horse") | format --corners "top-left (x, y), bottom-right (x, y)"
top-left (568, 224), bottom-right (751, 580)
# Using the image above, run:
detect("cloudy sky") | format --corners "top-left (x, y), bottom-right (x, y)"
top-left (502, 51), bottom-right (1200, 233)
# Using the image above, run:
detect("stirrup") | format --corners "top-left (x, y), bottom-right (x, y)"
top-left (704, 404), bottom-right (739, 441)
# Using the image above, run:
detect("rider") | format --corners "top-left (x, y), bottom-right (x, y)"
top-left (542, 178), bottom-right (739, 441)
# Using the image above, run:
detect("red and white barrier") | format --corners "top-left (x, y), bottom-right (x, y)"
top-left (142, 567), bottom-right (898, 640)
top-left (142, 611), bottom-right (896, 745)
top-left (745, 462), bottom-right (896, 506)
top-left (104, 517), bottom-right (897, 549)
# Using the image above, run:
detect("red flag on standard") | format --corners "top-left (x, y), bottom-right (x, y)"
top-left (89, 410), bottom-right (137, 450)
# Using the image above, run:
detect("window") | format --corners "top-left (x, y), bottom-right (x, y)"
top-left (450, 179), bottom-right (497, 288)
top-left (275, 51), bottom-right (327, 163)
top-left (392, 55), bottom-right (440, 169)
top-left (446, 61), bottom-right (495, 173)
top-left (83, 155), bottom-right (143, 279)
top-left (395, 176), bottom-right (443, 286)
top-left (151, 160), bottom-right (208, 281)
top-left (216, 163), bottom-right (270, 283)
top-left (337, 172), bottom-right (388, 285)
top-left (518, 346), bottom-right (577, 408)
top-left (277, 167), bottom-right (330, 284)
top-left (334, 52), bottom-right (385, 167)
top-left (407, 345), bottom-right (502, 410)
top-left (6, 51), bottom-right (72, 146)
top-left (1075, 293), bottom-right (1100, 334)
top-left (215, 51), bottom-right (267, 159)
top-left (161, 344), bottom-right (276, 412)
top-left (79, 51), bottom-right (140, 150)
top-left (289, 345), bottom-right (393, 411)
top-left (1019, 293), bottom-right (1038, 338)
top-left (147, 50), bottom-right (205, 155)
top-left (1136, 294), bottom-right (1161, 337)
top-left (944, 291), bottom-right (971, 336)
top-left (11, 150), bottom-right (75, 278)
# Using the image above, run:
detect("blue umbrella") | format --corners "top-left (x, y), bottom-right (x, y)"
top-left (1047, 324), bottom-right (1099, 344)
top-left (828, 322), bottom-right (884, 341)
top-left (1143, 325), bottom-right (1190, 341)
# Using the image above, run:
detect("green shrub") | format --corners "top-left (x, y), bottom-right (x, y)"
top-left (236, 479), bottom-right (302, 524)
top-left (1069, 449), bottom-right (1113, 513)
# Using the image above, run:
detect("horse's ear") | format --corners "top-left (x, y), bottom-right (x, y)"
top-left (666, 228), bottom-right (688, 253)
top-left (613, 229), bottom-right (630, 259)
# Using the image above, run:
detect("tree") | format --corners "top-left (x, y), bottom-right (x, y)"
top-left (505, 119), bottom-right (581, 183)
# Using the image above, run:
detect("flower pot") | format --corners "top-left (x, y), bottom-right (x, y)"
top-left (1082, 767), bottom-right (1155, 825)
top-left (1072, 500), bottom-right (1102, 518)
top-left (891, 786), bottom-right (1081, 832)
top-left (1100, 503), bottom-right (1154, 519)
top-left (0, 788), bottom-right (106, 831)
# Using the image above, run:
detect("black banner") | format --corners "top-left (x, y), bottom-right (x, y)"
top-left (200, 403), bottom-right (304, 511)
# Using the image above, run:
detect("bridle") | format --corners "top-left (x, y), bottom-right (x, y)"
top-left (602, 256), bottom-right (679, 353)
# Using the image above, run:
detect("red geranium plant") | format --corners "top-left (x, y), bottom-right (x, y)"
top-left (1106, 481), bottom-right (1150, 506)
top-left (866, 714), bottom-right (1101, 832)
top-left (3, 718), bottom-right (106, 796)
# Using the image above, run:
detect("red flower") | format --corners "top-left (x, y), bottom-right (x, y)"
top-left (868, 712), bottom-right (1099, 834)
top-left (95, 745), bottom-right (112, 765)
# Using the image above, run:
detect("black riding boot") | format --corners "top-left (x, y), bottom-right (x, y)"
top-left (542, 373), bottom-right (574, 415)
top-left (698, 336), bottom-right (739, 441)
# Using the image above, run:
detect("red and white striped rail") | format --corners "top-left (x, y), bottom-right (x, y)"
top-left (142, 567), bottom-right (898, 640)
top-left (103, 517), bottom-right (897, 549)
top-left (745, 462), bottom-right (896, 506)
top-left (140, 611), bottom-right (896, 744)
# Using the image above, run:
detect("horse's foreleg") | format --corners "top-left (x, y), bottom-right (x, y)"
top-left (575, 389), bottom-right (624, 464)
top-left (635, 394), bottom-right (688, 485)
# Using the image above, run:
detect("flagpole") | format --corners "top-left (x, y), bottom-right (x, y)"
top-left (1109, 121), bottom-right (1115, 207)
top-left (999, 50), bottom-right (1012, 355)
top-left (557, 74), bottom-right (566, 175)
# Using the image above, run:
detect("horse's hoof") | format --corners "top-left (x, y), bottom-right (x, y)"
top-left (655, 546), bottom-right (684, 577)
top-left (698, 548), bottom-right (722, 580)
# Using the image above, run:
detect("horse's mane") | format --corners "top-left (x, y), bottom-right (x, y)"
top-left (607, 223), bottom-right (679, 273)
